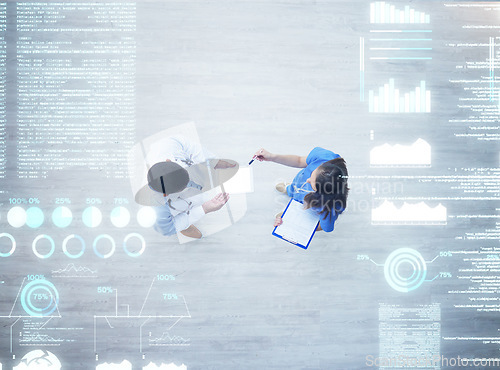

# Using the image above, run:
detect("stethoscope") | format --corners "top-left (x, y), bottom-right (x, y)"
top-left (174, 157), bottom-right (194, 166)
top-left (167, 197), bottom-right (193, 214)
top-left (292, 167), bottom-right (346, 195)
top-left (292, 182), bottom-right (315, 194)
top-left (161, 180), bottom-right (202, 215)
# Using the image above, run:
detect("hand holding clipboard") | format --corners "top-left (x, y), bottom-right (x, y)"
top-left (272, 199), bottom-right (320, 249)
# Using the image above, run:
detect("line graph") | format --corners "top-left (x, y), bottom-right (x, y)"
top-left (94, 275), bottom-right (191, 354)
top-left (149, 332), bottom-right (191, 346)
top-left (51, 263), bottom-right (97, 278)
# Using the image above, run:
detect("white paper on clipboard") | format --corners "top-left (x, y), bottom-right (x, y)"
top-left (274, 199), bottom-right (319, 246)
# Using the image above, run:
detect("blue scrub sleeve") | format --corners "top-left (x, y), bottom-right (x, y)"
top-left (319, 211), bottom-right (338, 233)
top-left (306, 147), bottom-right (323, 165)
top-left (154, 205), bottom-right (177, 236)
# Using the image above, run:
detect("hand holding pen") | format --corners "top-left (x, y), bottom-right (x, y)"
top-left (249, 148), bottom-right (274, 165)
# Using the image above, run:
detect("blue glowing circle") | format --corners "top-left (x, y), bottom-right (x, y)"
top-left (20, 280), bottom-right (59, 317)
top-left (384, 248), bottom-right (427, 293)
top-left (62, 234), bottom-right (85, 259)
top-left (0, 233), bottom-right (16, 257)
top-left (93, 234), bottom-right (116, 258)
top-left (26, 207), bottom-right (44, 228)
top-left (123, 233), bottom-right (146, 257)
top-left (110, 206), bottom-right (130, 228)
top-left (394, 259), bottom-right (417, 280)
top-left (27, 286), bottom-right (54, 312)
top-left (32, 234), bottom-right (55, 259)
top-left (52, 206), bottom-right (73, 228)
top-left (82, 206), bottom-right (102, 228)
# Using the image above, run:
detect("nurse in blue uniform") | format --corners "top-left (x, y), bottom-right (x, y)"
top-left (254, 147), bottom-right (349, 232)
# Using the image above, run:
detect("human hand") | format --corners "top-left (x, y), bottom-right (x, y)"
top-left (254, 148), bottom-right (275, 162)
top-left (214, 160), bottom-right (236, 169)
top-left (202, 193), bottom-right (230, 214)
top-left (274, 214), bottom-right (283, 227)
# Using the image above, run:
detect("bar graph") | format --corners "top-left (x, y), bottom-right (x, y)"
top-left (368, 79), bottom-right (430, 113)
top-left (370, 2), bottom-right (430, 24)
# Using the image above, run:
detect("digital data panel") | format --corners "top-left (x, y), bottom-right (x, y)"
top-left (0, 1), bottom-right (498, 369)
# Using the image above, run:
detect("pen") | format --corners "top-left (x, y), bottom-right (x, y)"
top-left (249, 150), bottom-right (263, 165)
top-left (160, 176), bottom-right (166, 197)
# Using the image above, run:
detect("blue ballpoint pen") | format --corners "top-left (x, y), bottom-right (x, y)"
top-left (249, 150), bottom-right (263, 165)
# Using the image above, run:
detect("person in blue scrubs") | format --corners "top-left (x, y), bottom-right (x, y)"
top-left (254, 147), bottom-right (349, 232)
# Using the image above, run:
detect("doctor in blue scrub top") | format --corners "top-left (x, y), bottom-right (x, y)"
top-left (254, 147), bottom-right (349, 232)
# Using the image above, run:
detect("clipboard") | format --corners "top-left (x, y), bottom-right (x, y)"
top-left (272, 199), bottom-right (320, 249)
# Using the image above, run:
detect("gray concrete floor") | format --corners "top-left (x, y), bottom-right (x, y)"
top-left (0, 1), bottom-right (499, 369)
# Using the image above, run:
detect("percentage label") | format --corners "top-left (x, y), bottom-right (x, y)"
top-left (27, 274), bottom-right (45, 281)
top-left (439, 251), bottom-right (452, 257)
top-left (97, 287), bottom-right (113, 294)
top-left (157, 274), bottom-right (175, 281)
top-left (114, 198), bottom-right (129, 205)
top-left (86, 198), bottom-right (102, 205)
top-left (357, 255), bottom-right (369, 261)
top-left (29, 198), bottom-right (40, 204)
top-left (9, 198), bottom-right (28, 205)
top-left (440, 272), bottom-right (452, 278)
top-left (55, 198), bottom-right (71, 204)
top-left (163, 293), bottom-right (178, 300)
top-left (33, 293), bottom-right (49, 300)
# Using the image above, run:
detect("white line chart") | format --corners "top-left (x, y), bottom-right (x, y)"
top-left (93, 276), bottom-right (191, 354)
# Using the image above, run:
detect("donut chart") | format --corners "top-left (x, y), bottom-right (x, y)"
top-left (0, 233), bottom-right (16, 257)
top-left (20, 280), bottom-right (60, 317)
top-left (384, 248), bottom-right (427, 293)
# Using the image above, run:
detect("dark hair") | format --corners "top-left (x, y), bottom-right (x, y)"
top-left (147, 161), bottom-right (189, 195)
top-left (304, 157), bottom-right (349, 220)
